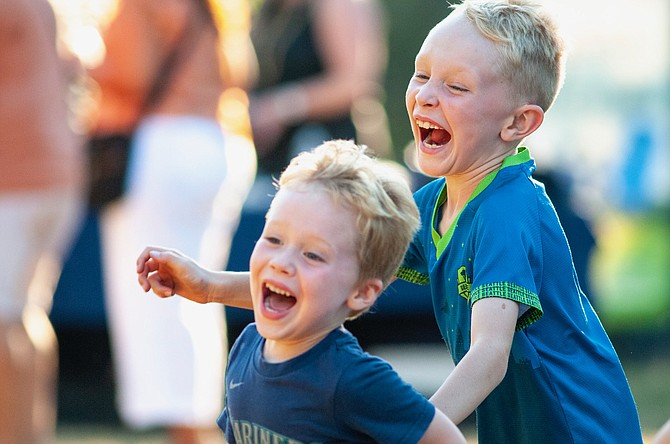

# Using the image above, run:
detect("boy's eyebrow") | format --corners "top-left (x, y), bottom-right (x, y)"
top-left (412, 56), bottom-right (472, 82)
top-left (412, 55), bottom-right (432, 72)
top-left (414, 52), bottom-right (428, 64)
top-left (265, 219), bottom-right (339, 253)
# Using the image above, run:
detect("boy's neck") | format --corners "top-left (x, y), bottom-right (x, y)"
top-left (262, 327), bottom-right (341, 363)
top-left (439, 168), bottom-right (491, 235)
top-left (439, 149), bottom-right (515, 235)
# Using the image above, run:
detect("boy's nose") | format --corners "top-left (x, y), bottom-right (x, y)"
top-left (415, 83), bottom-right (439, 108)
top-left (270, 251), bottom-right (295, 275)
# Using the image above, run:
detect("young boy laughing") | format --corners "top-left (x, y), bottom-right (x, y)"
top-left (139, 140), bottom-right (465, 443)
top-left (400, 1), bottom-right (642, 442)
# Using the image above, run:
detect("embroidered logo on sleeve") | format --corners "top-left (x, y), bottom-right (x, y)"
top-left (457, 266), bottom-right (471, 300)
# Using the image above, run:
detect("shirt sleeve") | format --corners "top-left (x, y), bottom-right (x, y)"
top-left (397, 180), bottom-right (443, 286)
top-left (397, 229), bottom-right (430, 285)
top-left (335, 355), bottom-right (435, 444)
top-left (470, 187), bottom-right (543, 330)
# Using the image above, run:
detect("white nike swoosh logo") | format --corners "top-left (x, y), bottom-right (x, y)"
top-left (229, 381), bottom-right (244, 389)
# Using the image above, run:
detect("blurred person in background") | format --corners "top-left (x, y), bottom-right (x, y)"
top-left (0, 0), bottom-right (85, 442)
top-left (87, 0), bottom-right (256, 442)
top-left (248, 0), bottom-right (390, 181)
top-left (222, 0), bottom-right (394, 344)
top-left (654, 419), bottom-right (670, 444)
top-left (531, 168), bottom-right (597, 307)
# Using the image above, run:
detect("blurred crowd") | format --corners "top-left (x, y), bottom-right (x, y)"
top-left (2, 0), bottom-right (392, 442)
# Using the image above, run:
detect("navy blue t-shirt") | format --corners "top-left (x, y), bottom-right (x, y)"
top-left (220, 324), bottom-right (435, 444)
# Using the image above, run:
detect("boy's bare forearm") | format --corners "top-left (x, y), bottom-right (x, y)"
top-left (206, 270), bottom-right (253, 309)
top-left (431, 297), bottom-right (516, 424)
top-left (429, 343), bottom-right (506, 424)
top-left (136, 246), bottom-right (254, 308)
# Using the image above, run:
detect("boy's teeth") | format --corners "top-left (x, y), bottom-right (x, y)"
top-left (416, 120), bottom-right (442, 130)
top-left (266, 283), bottom-right (291, 297)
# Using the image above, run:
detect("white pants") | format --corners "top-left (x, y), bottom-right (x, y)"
top-left (0, 189), bottom-right (83, 321)
top-left (100, 116), bottom-right (256, 428)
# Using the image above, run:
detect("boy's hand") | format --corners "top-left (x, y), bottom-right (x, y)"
top-left (136, 246), bottom-right (210, 303)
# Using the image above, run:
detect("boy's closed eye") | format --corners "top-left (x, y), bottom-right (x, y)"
top-left (264, 235), bottom-right (282, 245)
top-left (304, 251), bottom-right (325, 262)
top-left (447, 84), bottom-right (469, 93)
top-left (411, 71), bottom-right (469, 94)
top-left (412, 71), bottom-right (430, 81)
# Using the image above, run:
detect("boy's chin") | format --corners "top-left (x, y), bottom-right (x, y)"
top-left (416, 152), bottom-right (448, 177)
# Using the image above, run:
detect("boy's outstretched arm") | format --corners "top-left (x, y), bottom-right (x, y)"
top-left (430, 297), bottom-right (518, 424)
top-left (136, 246), bottom-right (253, 309)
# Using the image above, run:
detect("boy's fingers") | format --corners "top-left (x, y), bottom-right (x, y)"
top-left (136, 247), bottom-right (168, 272)
top-left (136, 247), bottom-right (180, 297)
top-left (137, 259), bottom-right (157, 289)
top-left (147, 274), bottom-right (175, 298)
top-left (138, 274), bottom-right (151, 292)
top-left (136, 247), bottom-right (155, 272)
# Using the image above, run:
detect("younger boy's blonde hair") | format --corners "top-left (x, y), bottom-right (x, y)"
top-left (276, 140), bottom-right (420, 288)
top-left (453, 0), bottom-right (566, 111)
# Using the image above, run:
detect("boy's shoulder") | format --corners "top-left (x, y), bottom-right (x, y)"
top-left (330, 328), bottom-right (396, 375)
top-left (475, 157), bottom-right (540, 215)
top-left (230, 323), bottom-right (263, 355)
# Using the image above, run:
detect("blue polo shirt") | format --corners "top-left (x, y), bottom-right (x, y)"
top-left (399, 148), bottom-right (642, 443)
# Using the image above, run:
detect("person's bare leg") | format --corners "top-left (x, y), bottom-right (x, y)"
top-left (653, 419), bottom-right (670, 444)
top-left (0, 320), bottom-right (33, 444)
top-left (0, 306), bottom-right (58, 444)
top-left (168, 425), bottom-right (226, 444)
top-left (26, 305), bottom-right (59, 444)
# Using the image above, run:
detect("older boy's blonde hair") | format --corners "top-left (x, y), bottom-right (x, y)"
top-left (453, 0), bottom-right (565, 111)
top-left (277, 140), bottom-right (420, 288)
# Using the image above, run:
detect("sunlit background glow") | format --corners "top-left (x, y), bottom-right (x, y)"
top-left (531, 0), bottom-right (670, 210)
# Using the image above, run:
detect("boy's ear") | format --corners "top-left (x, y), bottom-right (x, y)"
top-left (348, 278), bottom-right (384, 312)
top-left (501, 104), bottom-right (544, 142)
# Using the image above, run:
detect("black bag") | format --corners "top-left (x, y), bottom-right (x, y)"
top-left (87, 133), bottom-right (133, 209)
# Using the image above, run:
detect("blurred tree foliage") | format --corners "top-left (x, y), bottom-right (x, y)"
top-left (592, 209), bottom-right (670, 330)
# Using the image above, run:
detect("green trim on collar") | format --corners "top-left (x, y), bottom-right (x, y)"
top-left (431, 148), bottom-right (532, 258)
top-left (503, 146), bottom-right (531, 167)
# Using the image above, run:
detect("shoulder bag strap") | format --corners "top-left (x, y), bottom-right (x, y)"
top-left (137, 0), bottom-right (212, 118)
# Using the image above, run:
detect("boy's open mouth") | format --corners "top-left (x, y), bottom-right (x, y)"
top-left (417, 120), bottom-right (451, 148)
top-left (263, 282), bottom-right (297, 312)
